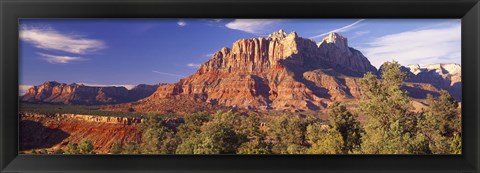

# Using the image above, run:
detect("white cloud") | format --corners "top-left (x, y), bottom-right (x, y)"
top-left (225, 19), bottom-right (283, 34)
top-left (177, 20), bottom-right (188, 27)
top-left (19, 85), bottom-right (33, 95)
top-left (311, 19), bottom-right (365, 39)
top-left (186, 63), bottom-right (201, 68)
top-left (152, 70), bottom-right (186, 78)
top-left (20, 26), bottom-right (106, 54)
top-left (359, 23), bottom-right (461, 68)
top-left (38, 53), bottom-right (84, 64)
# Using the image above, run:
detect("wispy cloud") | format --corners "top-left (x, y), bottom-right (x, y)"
top-left (225, 19), bottom-right (283, 34)
top-left (311, 19), bottom-right (365, 39)
top-left (359, 23), bottom-right (461, 68)
top-left (351, 30), bottom-right (370, 39)
top-left (38, 53), bottom-right (84, 64)
top-left (152, 70), bottom-right (186, 78)
top-left (20, 26), bottom-right (106, 54)
top-left (205, 53), bottom-right (215, 58)
top-left (186, 63), bottom-right (201, 68)
top-left (19, 85), bottom-right (33, 95)
top-left (177, 20), bottom-right (188, 27)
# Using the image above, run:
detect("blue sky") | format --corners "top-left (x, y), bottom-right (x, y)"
top-left (19, 19), bottom-right (461, 93)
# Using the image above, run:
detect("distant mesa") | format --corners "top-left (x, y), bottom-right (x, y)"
top-left (21, 81), bottom-right (160, 105)
top-left (107, 30), bottom-right (460, 113)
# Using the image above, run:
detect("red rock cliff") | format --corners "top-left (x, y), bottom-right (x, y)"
top-left (146, 30), bottom-right (376, 111)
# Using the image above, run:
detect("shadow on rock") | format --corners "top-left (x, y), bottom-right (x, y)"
top-left (20, 120), bottom-right (70, 151)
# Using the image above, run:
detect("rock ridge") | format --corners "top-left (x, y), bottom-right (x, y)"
top-left (21, 81), bottom-right (160, 105)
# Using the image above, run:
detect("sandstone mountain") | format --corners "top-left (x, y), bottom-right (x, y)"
top-left (123, 30), bottom-right (460, 113)
top-left (117, 31), bottom-right (380, 113)
top-left (21, 81), bottom-right (159, 105)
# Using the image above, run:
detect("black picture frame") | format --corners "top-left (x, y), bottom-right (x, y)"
top-left (1, 0), bottom-right (479, 172)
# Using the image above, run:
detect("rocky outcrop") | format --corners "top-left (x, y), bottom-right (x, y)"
top-left (21, 82), bottom-right (159, 105)
top-left (318, 33), bottom-right (377, 75)
top-left (128, 84), bottom-right (161, 101)
top-left (135, 31), bottom-right (378, 112)
top-left (20, 113), bottom-right (141, 154)
top-left (404, 63), bottom-right (462, 101)
top-left (377, 63), bottom-right (461, 101)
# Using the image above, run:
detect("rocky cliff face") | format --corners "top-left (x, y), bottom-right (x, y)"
top-left (127, 84), bottom-right (161, 101)
top-left (141, 31), bottom-right (378, 112)
top-left (20, 113), bottom-right (140, 154)
top-left (404, 63), bottom-right (462, 100)
top-left (21, 82), bottom-right (159, 105)
top-left (318, 33), bottom-right (377, 75)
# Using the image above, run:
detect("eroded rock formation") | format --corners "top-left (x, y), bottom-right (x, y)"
top-left (140, 31), bottom-right (378, 112)
top-left (404, 63), bottom-right (462, 100)
top-left (21, 82), bottom-right (160, 105)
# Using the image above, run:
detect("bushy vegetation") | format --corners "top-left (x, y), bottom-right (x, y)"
top-left (30, 139), bottom-right (95, 154)
top-left (64, 139), bottom-right (95, 154)
top-left (108, 102), bottom-right (358, 154)
top-left (357, 61), bottom-right (460, 154)
top-left (109, 61), bottom-right (460, 155)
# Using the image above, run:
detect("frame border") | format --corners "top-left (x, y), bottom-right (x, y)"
top-left (1, 0), bottom-right (479, 172)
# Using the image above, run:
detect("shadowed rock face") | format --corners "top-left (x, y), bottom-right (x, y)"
top-left (127, 84), bottom-right (161, 101)
top-left (318, 33), bottom-right (377, 75)
top-left (20, 120), bottom-right (70, 150)
top-left (406, 64), bottom-right (461, 101)
top-left (21, 82), bottom-right (159, 105)
top-left (380, 63), bottom-right (462, 101)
